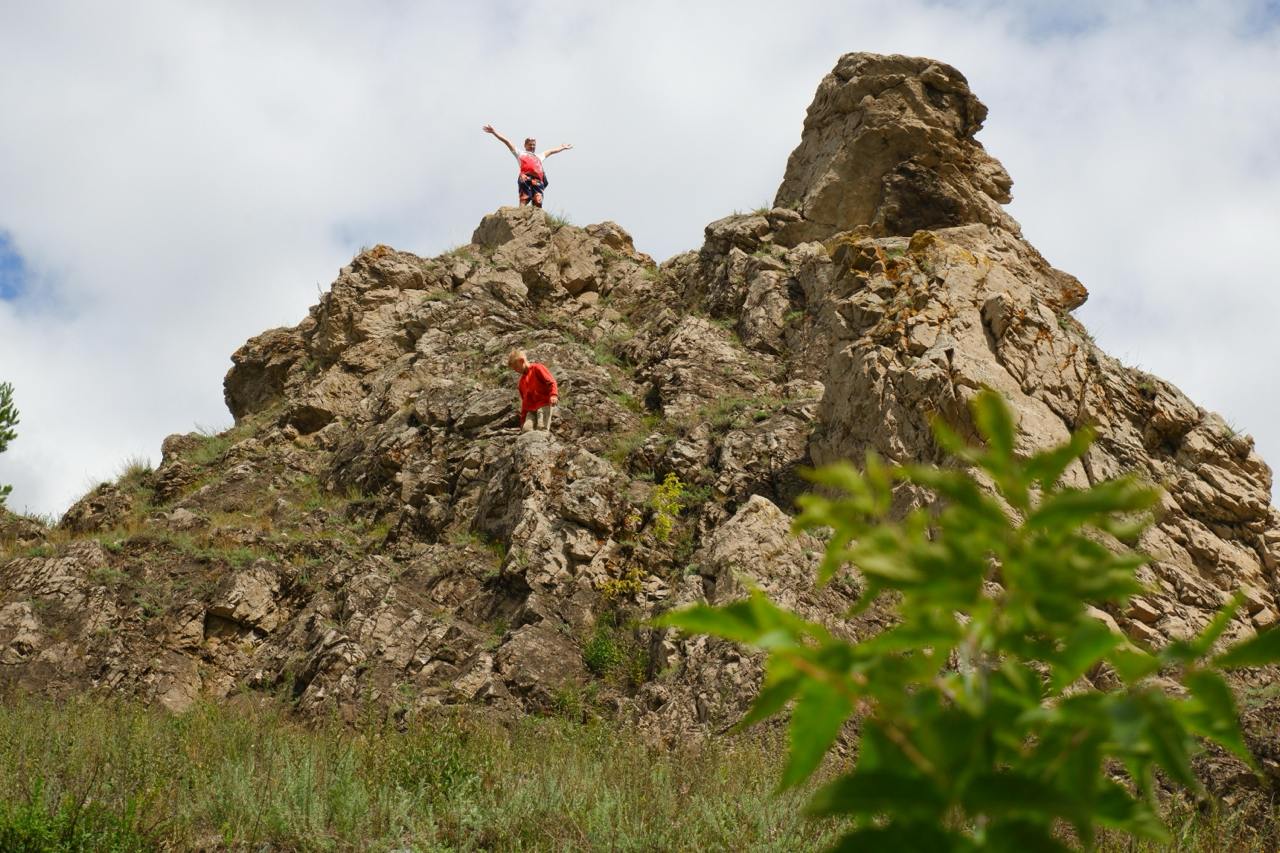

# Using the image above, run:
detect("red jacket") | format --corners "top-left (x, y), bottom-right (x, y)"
top-left (518, 362), bottom-right (557, 424)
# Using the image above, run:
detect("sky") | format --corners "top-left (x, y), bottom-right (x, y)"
top-left (0, 0), bottom-right (1278, 517)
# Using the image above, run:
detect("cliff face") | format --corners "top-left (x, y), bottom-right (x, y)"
top-left (2, 53), bottom-right (1277, 738)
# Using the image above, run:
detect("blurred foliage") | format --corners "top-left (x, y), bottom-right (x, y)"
top-left (661, 390), bottom-right (1279, 851)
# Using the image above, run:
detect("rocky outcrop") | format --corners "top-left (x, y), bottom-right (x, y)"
top-left (774, 53), bottom-right (1016, 243)
top-left (1, 52), bottom-right (1277, 740)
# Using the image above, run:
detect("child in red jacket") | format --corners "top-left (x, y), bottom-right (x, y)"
top-left (508, 349), bottom-right (558, 432)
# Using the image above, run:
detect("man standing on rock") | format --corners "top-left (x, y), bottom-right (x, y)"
top-left (509, 349), bottom-right (558, 432)
top-left (482, 125), bottom-right (573, 209)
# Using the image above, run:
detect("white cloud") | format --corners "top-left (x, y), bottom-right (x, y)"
top-left (1, 0), bottom-right (1277, 516)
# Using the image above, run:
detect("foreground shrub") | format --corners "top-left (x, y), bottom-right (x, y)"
top-left (662, 390), bottom-right (1280, 851)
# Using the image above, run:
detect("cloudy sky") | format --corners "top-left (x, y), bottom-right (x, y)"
top-left (1, 0), bottom-right (1278, 517)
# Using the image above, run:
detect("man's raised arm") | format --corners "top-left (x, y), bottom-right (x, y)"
top-left (543, 143), bottom-right (574, 158)
top-left (482, 125), bottom-right (517, 156)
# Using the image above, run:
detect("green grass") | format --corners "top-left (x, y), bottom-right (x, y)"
top-left (115, 455), bottom-right (153, 483)
top-left (0, 695), bottom-right (838, 851)
top-left (606, 389), bottom-right (645, 415)
top-left (189, 424), bottom-right (245, 466)
top-left (581, 612), bottom-right (650, 689)
top-left (604, 414), bottom-right (665, 468)
top-left (447, 527), bottom-right (507, 565)
top-left (0, 696), bottom-right (1266, 851)
top-left (698, 395), bottom-right (787, 432)
top-left (441, 244), bottom-right (476, 262)
top-left (0, 793), bottom-right (153, 852)
top-left (544, 210), bottom-right (572, 231)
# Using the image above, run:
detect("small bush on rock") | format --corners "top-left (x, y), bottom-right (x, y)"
top-left (661, 390), bottom-right (1280, 851)
top-left (651, 472), bottom-right (686, 542)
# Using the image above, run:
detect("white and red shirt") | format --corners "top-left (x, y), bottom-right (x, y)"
top-left (513, 149), bottom-right (546, 180)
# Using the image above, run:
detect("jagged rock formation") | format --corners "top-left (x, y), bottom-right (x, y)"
top-left (2, 54), bottom-right (1278, 746)
top-left (773, 53), bottom-right (1016, 243)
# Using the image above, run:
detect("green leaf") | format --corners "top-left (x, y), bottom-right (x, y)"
top-left (901, 465), bottom-right (1010, 529)
top-left (1024, 428), bottom-right (1094, 490)
top-left (655, 591), bottom-right (822, 647)
top-left (780, 678), bottom-right (853, 789)
top-left (1164, 596), bottom-right (1241, 664)
top-left (732, 674), bottom-right (801, 732)
top-left (1051, 618), bottom-right (1122, 691)
top-left (1094, 780), bottom-right (1170, 842)
top-left (1136, 691), bottom-right (1200, 793)
top-left (1181, 670), bottom-right (1255, 765)
top-left (830, 822), bottom-right (962, 853)
top-left (1109, 644), bottom-right (1161, 683)
top-left (971, 389), bottom-right (1017, 459)
top-left (962, 772), bottom-right (1082, 822)
top-left (982, 819), bottom-right (1073, 853)
top-left (928, 414), bottom-right (972, 459)
top-left (808, 769), bottom-right (945, 818)
top-left (1214, 624), bottom-right (1280, 669)
top-left (801, 461), bottom-right (869, 498)
top-left (654, 601), bottom-right (767, 644)
top-left (1026, 477), bottom-right (1159, 532)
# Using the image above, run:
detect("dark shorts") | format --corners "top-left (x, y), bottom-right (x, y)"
top-left (518, 176), bottom-right (546, 204)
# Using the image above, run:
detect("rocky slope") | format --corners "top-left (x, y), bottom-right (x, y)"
top-left (2, 53), bottom-right (1278, 745)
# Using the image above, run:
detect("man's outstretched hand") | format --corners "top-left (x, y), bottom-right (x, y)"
top-left (482, 124), bottom-right (496, 134)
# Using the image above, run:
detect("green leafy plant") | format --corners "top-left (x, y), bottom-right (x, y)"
top-left (598, 566), bottom-right (645, 603)
top-left (660, 390), bottom-right (1278, 851)
top-left (0, 382), bottom-right (18, 506)
top-left (651, 472), bottom-right (686, 542)
top-left (582, 613), bottom-right (651, 689)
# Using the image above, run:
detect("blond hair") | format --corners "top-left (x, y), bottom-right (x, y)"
top-left (507, 349), bottom-right (527, 367)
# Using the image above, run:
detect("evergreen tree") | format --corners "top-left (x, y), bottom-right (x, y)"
top-left (0, 382), bottom-right (18, 506)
